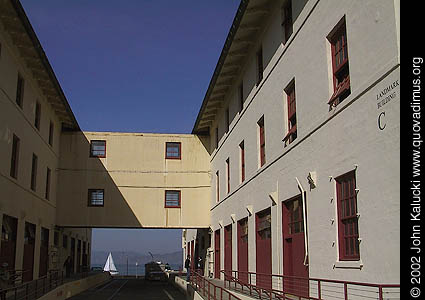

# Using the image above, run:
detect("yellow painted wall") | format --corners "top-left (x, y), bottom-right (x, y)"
top-left (57, 132), bottom-right (211, 228)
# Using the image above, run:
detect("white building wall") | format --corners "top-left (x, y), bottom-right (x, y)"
top-left (209, 0), bottom-right (399, 284)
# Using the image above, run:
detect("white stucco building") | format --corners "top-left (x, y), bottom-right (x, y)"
top-left (184, 0), bottom-right (400, 297)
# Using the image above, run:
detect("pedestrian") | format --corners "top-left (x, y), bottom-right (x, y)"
top-left (185, 255), bottom-right (191, 281)
top-left (63, 256), bottom-right (72, 278)
top-left (197, 257), bottom-right (204, 276)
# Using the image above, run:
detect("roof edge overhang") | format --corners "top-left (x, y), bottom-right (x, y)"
top-left (191, 0), bottom-right (250, 135)
top-left (5, 0), bottom-right (80, 131)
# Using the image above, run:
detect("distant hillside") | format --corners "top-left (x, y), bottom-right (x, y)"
top-left (91, 250), bottom-right (183, 266)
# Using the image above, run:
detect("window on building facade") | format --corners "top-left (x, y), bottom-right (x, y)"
top-left (283, 80), bottom-right (297, 146)
top-left (166, 142), bottom-right (181, 159)
top-left (48, 121), bottom-right (54, 146)
top-left (240, 141), bottom-right (245, 183)
top-left (35, 101), bottom-right (41, 130)
top-left (258, 116), bottom-right (266, 167)
top-left (336, 170), bottom-right (360, 260)
top-left (285, 196), bottom-right (304, 234)
top-left (31, 153), bottom-right (38, 191)
top-left (216, 171), bottom-right (220, 202)
top-left (45, 167), bottom-right (51, 200)
top-left (90, 140), bottom-right (106, 158)
top-left (88, 189), bottom-right (104, 207)
top-left (165, 190), bottom-right (181, 208)
top-left (215, 127), bottom-right (219, 149)
top-left (10, 134), bottom-right (20, 179)
top-left (239, 83), bottom-right (244, 113)
top-left (54, 231), bottom-right (59, 247)
top-left (16, 74), bottom-right (24, 108)
top-left (225, 108), bottom-right (230, 133)
top-left (282, 0), bottom-right (293, 44)
top-left (63, 234), bottom-right (68, 248)
top-left (256, 47), bottom-right (263, 85)
top-left (328, 17), bottom-right (350, 107)
top-left (226, 158), bottom-right (230, 194)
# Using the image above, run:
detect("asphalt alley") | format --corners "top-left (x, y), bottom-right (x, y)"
top-left (68, 278), bottom-right (186, 300)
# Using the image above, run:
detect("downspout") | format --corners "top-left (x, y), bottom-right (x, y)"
top-left (295, 177), bottom-right (309, 266)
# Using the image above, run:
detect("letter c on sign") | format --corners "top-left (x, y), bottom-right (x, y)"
top-left (378, 111), bottom-right (386, 130)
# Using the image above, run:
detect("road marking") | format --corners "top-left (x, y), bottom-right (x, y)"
top-left (163, 289), bottom-right (175, 300)
top-left (107, 280), bottom-right (128, 300)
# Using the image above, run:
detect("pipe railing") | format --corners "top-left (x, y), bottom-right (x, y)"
top-left (220, 270), bottom-right (400, 300)
top-left (190, 271), bottom-right (242, 300)
top-left (0, 269), bottom-right (90, 300)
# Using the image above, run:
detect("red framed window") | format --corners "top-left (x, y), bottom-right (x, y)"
top-left (256, 47), bottom-right (263, 85)
top-left (226, 158), bottom-right (230, 194)
top-left (328, 17), bottom-right (350, 107)
top-left (216, 171), bottom-right (220, 202)
top-left (283, 81), bottom-right (297, 145)
top-left (30, 153), bottom-right (38, 191)
top-left (10, 134), bottom-right (20, 179)
top-left (45, 167), bottom-right (51, 200)
top-left (90, 140), bottom-right (106, 158)
top-left (166, 142), bottom-right (181, 159)
top-left (240, 141), bottom-right (245, 183)
top-left (16, 74), bottom-right (24, 108)
top-left (336, 171), bottom-right (360, 260)
top-left (258, 117), bottom-right (266, 167)
top-left (88, 189), bottom-right (104, 207)
top-left (284, 195), bottom-right (304, 235)
top-left (282, 0), bottom-right (293, 44)
top-left (35, 102), bottom-right (41, 130)
top-left (165, 190), bottom-right (181, 208)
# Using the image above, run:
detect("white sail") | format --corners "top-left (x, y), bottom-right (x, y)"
top-left (103, 252), bottom-right (119, 275)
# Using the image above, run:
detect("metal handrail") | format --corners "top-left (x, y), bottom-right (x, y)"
top-left (190, 271), bottom-right (242, 300)
top-left (0, 269), bottom-right (91, 300)
top-left (220, 270), bottom-right (400, 300)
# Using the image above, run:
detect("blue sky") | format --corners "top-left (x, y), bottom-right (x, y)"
top-left (20, 0), bottom-right (240, 253)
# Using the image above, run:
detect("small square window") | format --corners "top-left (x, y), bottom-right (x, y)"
top-left (165, 190), bottom-right (181, 208)
top-left (165, 142), bottom-right (181, 159)
top-left (88, 189), bottom-right (104, 207)
top-left (90, 140), bottom-right (106, 158)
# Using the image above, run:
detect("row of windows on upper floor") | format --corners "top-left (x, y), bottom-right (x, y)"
top-left (1, 42), bottom-right (56, 149)
top-left (214, 17), bottom-right (350, 200)
top-left (9, 133), bottom-right (52, 200)
top-left (87, 188), bottom-right (181, 209)
top-left (89, 140), bottom-right (182, 160)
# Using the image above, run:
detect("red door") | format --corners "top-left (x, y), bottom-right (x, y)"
top-left (282, 196), bottom-right (309, 297)
top-left (224, 225), bottom-right (232, 279)
top-left (23, 222), bottom-right (36, 282)
top-left (237, 218), bottom-right (248, 284)
top-left (256, 208), bottom-right (272, 290)
top-left (214, 229), bottom-right (220, 279)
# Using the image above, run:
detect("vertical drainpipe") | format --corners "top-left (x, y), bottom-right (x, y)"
top-left (295, 177), bottom-right (309, 266)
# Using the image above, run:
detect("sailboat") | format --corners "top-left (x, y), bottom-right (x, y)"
top-left (103, 252), bottom-right (119, 275)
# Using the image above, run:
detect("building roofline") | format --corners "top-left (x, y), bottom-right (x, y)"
top-left (8, 0), bottom-right (80, 131)
top-left (191, 0), bottom-right (250, 135)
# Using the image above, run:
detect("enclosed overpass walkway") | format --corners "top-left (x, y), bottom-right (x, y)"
top-left (68, 278), bottom-right (185, 300)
